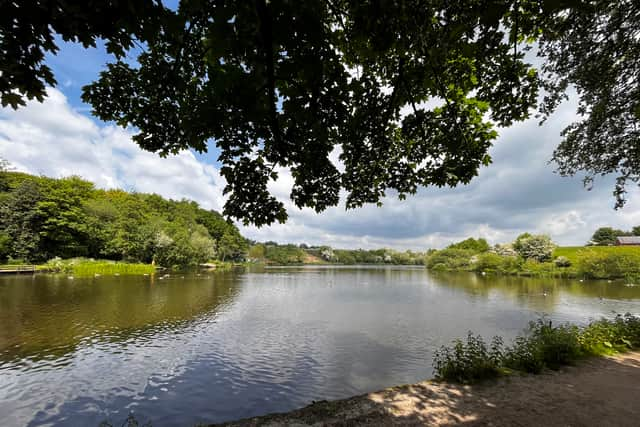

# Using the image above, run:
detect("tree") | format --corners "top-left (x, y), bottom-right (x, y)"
top-left (590, 227), bottom-right (628, 246)
top-left (4, 1), bottom-right (639, 224)
top-left (512, 234), bottom-right (555, 262)
top-left (0, 158), bottom-right (10, 192)
top-left (0, 178), bottom-right (43, 261)
top-left (448, 237), bottom-right (490, 253)
top-left (0, 0), bottom-right (163, 108)
top-left (217, 233), bottom-right (247, 262)
top-left (632, 226), bottom-right (640, 236)
top-left (539, 0), bottom-right (640, 209)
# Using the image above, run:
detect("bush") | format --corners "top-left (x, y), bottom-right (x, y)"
top-left (504, 319), bottom-right (582, 372)
top-left (473, 253), bottom-right (505, 272)
top-left (554, 256), bottom-right (571, 267)
top-left (491, 243), bottom-right (518, 257)
top-left (513, 234), bottom-right (555, 262)
top-left (433, 333), bottom-right (504, 383)
top-left (576, 250), bottom-right (640, 279)
top-left (434, 315), bottom-right (640, 383)
top-left (426, 248), bottom-right (475, 270)
top-left (579, 314), bottom-right (640, 354)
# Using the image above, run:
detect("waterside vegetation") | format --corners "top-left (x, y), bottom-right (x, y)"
top-left (425, 236), bottom-right (640, 281)
top-left (434, 314), bottom-right (640, 383)
top-left (0, 171), bottom-right (247, 269)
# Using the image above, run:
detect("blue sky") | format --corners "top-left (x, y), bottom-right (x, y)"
top-left (1, 38), bottom-right (639, 249)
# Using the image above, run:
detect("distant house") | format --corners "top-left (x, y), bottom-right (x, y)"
top-left (615, 236), bottom-right (640, 246)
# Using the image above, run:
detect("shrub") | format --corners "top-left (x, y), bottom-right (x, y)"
top-left (554, 256), bottom-right (571, 267)
top-left (491, 243), bottom-right (518, 257)
top-left (434, 315), bottom-right (640, 383)
top-left (513, 234), bottom-right (555, 262)
top-left (576, 250), bottom-right (640, 279)
top-left (504, 319), bottom-right (582, 372)
top-left (433, 333), bottom-right (504, 383)
top-left (579, 314), bottom-right (640, 354)
top-left (426, 249), bottom-right (475, 270)
top-left (473, 253), bottom-right (505, 272)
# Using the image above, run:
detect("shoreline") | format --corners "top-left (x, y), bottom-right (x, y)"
top-left (213, 352), bottom-right (640, 426)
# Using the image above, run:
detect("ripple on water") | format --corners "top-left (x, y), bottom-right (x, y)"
top-left (0, 270), bottom-right (639, 426)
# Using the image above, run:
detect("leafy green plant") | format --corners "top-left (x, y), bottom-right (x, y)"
top-left (434, 315), bottom-right (640, 383)
top-left (433, 333), bottom-right (503, 383)
top-left (426, 249), bottom-right (475, 270)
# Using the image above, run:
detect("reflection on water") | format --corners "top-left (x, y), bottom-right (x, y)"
top-left (0, 266), bottom-right (638, 426)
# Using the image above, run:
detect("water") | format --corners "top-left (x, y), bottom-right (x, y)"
top-left (1, 266), bottom-right (639, 426)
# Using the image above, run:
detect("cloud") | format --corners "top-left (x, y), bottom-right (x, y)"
top-left (0, 88), bottom-right (226, 211)
top-left (1, 88), bottom-right (639, 250)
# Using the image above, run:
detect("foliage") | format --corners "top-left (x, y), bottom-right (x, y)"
top-left (491, 243), bottom-right (518, 257)
top-left (433, 333), bottom-right (503, 383)
top-left (576, 250), bottom-right (640, 280)
top-left (254, 243), bottom-right (426, 265)
top-left (473, 252), bottom-right (524, 274)
top-left (434, 314), bottom-right (640, 383)
top-left (447, 238), bottom-right (490, 253)
top-left (590, 227), bottom-right (628, 246)
top-left (425, 249), bottom-right (475, 271)
top-left (512, 234), bottom-right (555, 262)
top-left (0, 172), bottom-right (246, 267)
top-left (248, 244), bottom-right (266, 260)
top-left (0, 0), bottom-right (162, 109)
top-left (554, 256), bottom-right (571, 267)
top-left (541, 1), bottom-right (640, 209)
top-left (503, 319), bottom-right (582, 373)
top-left (263, 244), bottom-right (307, 265)
top-left (0, 232), bottom-right (10, 261)
top-left (5, 3), bottom-right (639, 220)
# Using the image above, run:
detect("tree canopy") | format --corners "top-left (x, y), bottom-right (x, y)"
top-left (2, 1), bottom-right (638, 225)
top-left (0, 171), bottom-right (247, 265)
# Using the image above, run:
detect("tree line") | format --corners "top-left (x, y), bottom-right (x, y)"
top-left (0, 170), bottom-right (247, 267)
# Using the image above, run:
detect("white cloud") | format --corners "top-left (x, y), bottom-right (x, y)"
top-left (1, 88), bottom-right (639, 250)
top-left (0, 88), bottom-right (226, 211)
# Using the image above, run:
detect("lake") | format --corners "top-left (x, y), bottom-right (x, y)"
top-left (1, 266), bottom-right (639, 426)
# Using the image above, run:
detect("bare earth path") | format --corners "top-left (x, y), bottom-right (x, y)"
top-left (215, 352), bottom-right (640, 426)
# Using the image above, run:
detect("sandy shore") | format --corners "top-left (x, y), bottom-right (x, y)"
top-left (213, 352), bottom-right (640, 426)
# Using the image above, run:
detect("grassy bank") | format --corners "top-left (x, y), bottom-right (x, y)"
top-left (42, 258), bottom-right (156, 276)
top-left (433, 314), bottom-right (640, 383)
top-left (426, 245), bottom-right (640, 281)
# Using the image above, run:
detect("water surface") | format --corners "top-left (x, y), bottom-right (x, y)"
top-left (1, 266), bottom-right (639, 426)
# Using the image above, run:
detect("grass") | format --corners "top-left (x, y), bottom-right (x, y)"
top-left (433, 314), bottom-right (640, 383)
top-left (43, 258), bottom-right (156, 276)
top-left (553, 245), bottom-right (640, 265)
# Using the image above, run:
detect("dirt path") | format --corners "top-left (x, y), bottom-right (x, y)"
top-left (215, 352), bottom-right (640, 426)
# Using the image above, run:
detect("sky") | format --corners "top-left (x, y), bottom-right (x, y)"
top-left (1, 39), bottom-right (639, 250)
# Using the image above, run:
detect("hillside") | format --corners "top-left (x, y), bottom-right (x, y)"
top-left (0, 172), bottom-right (246, 267)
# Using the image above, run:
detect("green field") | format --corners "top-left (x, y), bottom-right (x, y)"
top-left (553, 246), bottom-right (640, 264)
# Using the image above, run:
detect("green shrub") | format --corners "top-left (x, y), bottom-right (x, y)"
top-left (576, 250), bottom-right (640, 279)
top-left (554, 256), bottom-right (571, 267)
top-left (473, 253), bottom-right (504, 272)
top-left (433, 333), bottom-right (503, 383)
top-left (426, 249), bottom-right (475, 270)
top-left (579, 314), bottom-right (640, 355)
top-left (434, 315), bottom-right (640, 383)
top-left (504, 319), bottom-right (582, 372)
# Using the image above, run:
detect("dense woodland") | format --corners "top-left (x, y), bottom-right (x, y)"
top-left (0, 171), bottom-right (247, 267)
